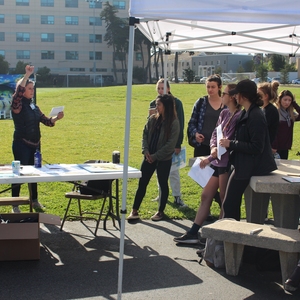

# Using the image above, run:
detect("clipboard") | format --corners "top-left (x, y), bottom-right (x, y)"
top-left (49, 106), bottom-right (64, 117)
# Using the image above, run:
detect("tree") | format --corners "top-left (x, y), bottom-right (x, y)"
top-left (10, 61), bottom-right (28, 74)
top-left (101, 2), bottom-right (129, 84)
top-left (36, 66), bottom-right (51, 84)
top-left (132, 66), bottom-right (146, 83)
top-left (270, 54), bottom-right (286, 71)
top-left (0, 55), bottom-right (9, 74)
top-left (255, 64), bottom-right (268, 81)
top-left (135, 28), bottom-right (152, 83)
top-left (174, 52), bottom-right (179, 82)
top-left (215, 66), bottom-right (222, 76)
top-left (183, 67), bottom-right (194, 83)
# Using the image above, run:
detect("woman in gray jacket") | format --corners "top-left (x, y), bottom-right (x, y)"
top-left (128, 94), bottom-right (179, 221)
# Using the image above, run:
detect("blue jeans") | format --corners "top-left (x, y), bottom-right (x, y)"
top-left (133, 158), bottom-right (172, 212)
top-left (12, 140), bottom-right (39, 200)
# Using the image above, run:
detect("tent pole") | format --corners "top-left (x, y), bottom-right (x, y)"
top-left (117, 17), bottom-right (138, 300)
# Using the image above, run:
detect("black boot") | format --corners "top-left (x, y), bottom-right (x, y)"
top-left (285, 265), bottom-right (300, 292)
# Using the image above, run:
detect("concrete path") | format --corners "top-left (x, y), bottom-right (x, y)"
top-left (0, 218), bottom-right (299, 299)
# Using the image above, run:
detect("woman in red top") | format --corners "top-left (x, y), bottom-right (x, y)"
top-left (272, 90), bottom-right (300, 159)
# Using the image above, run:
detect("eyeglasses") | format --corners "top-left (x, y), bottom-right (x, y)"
top-left (222, 92), bottom-right (229, 96)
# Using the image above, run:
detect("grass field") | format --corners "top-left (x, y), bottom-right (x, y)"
top-left (1, 83), bottom-right (300, 221)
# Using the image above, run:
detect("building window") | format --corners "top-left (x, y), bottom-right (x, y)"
top-left (65, 16), bottom-right (79, 25)
top-left (17, 50), bottom-right (30, 59)
top-left (0, 0), bottom-right (3, 4)
top-left (41, 0), bottom-right (54, 6)
top-left (239, 60), bottom-right (242, 65)
top-left (41, 15), bottom-right (54, 25)
top-left (41, 50), bottom-right (54, 59)
top-left (0, 50), bottom-right (5, 58)
top-left (65, 33), bottom-right (78, 43)
top-left (16, 15), bottom-right (30, 24)
top-left (89, 34), bottom-right (102, 43)
top-left (89, 17), bottom-right (102, 26)
top-left (182, 62), bottom-right (184, 67)
top-left (199, 61), bottom-right (202, 65)
top-left (89, 51), bottom-right (102, 60)
top-left (70, 68), bottom-right (85, 72)
top-left (0, 14), bottom-right (4, 23)
top-left (113, 1), bottom-right (125, 9)
top-left (88, 1), bottom-right (102, 8)
top-left (41, 33), bottom-right (54, 42)
top-left (224, 60), bottom-right (226, 64)
top-left (65, 0), bottom-right (78, 7)
top-left (136, 53), bottom-right (142, 61)
top-left (96, 68), bottom-right (107, 72)
top-left (66, 51), bottom-right (78, 60)
top-left (16, 32), bottom-right (30, 42)
top-left (217, 60), bottom-right (220, 65)
top-left (187, 62), bottom-right (189, 66)
top-left (16, 0), bottom-right (29, 6)
top-left (0, 32), bottom-right (4, 41)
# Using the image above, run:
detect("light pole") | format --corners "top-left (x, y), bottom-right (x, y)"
top-left (86, 0), bottom-right (101, 86)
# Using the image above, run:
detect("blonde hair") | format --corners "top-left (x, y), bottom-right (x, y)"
top-left (275, 90), bottom-right (297, 121)
top-left (257, 81), bottom-right (279, 103)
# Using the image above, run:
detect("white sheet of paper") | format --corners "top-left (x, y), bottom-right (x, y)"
top-left (49, 106), bottom-right (64, 117)
top-left (170, 146), bottom-right (186, 172)
top-left (217, 124), bottom-right (226, 160)
top-left (188, 157), bottom-right (214, 188)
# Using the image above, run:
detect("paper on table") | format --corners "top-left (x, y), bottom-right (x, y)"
top-left (282, 176), bottom-right (300, 183)
top-left (216, 124), bottom-right (226, 160)
top-left (188, 157), bottom-right (214, 188)
top-left (49, 106), bottom-right (64, 117)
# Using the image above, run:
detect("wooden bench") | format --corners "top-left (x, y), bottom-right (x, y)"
top-left (0, 197), bottom-right (32, 212)
top-left (200, 219), bottom-right (300, 285)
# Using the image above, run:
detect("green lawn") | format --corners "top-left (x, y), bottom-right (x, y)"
top-left (1, 83), bottom-right (300, 220)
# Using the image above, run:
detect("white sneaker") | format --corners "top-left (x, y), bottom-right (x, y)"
top-left (151, 196), bottom-right (160, 202)
top-left (174, 196), bottom-right (187, 208)
top-left (12, 206), bottom-right (21, 213)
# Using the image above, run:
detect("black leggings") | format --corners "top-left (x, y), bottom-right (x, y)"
top-left (222, 169), bottom-right (250, 221)
top-left (133, 158), bottom-right (172, 212)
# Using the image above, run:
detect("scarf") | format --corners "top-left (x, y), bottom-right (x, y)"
top-left (279, 107), bottom-right (291, 127)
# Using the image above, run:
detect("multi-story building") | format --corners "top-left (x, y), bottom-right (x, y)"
top-left (151, 52), bottom-right (254, 80)
top-left (0, 0), bottom-right (145, 85)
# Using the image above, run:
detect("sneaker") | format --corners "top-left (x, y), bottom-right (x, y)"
top-left (151, 196), bottom-right (160, 202)
top-left (12, 206), bottom-right (21, 213)
top-left (32, 201), bottom-right (45, 212)
top-left (285, 279), bottom-right (299, 292)
top-left (151, 211), bottom-right (164, 221)
top-left (127, 211), bottom-right (140, 220)
top-left (174, 196), bottom-right (187, 208)
top-left (173, 231), bottom-right (199, 244)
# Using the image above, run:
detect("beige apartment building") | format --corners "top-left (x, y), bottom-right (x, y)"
top-left (0, 0), bottom-right (145, 85)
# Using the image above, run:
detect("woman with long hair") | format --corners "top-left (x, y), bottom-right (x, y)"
top-left (272, 90), bottom-right (300, 159)
top-left (220, 79), bottom-right (277, 220)
top-left (174, 84), bottom-right (241, 244)
top-left (127, 94), bottom-right (179, 221)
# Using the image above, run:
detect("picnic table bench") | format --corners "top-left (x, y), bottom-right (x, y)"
top-left (201, 219), bottom-right (300, 285)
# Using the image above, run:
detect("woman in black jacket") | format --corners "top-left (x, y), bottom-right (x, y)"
top-left (219, 79), bottom-right (277, 220)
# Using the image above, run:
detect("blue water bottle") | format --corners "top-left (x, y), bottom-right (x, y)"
top-left (34, 149), bottom-right (42, 168)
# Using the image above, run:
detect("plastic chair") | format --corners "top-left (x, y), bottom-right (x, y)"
top-left (60, 160), bottom-right (119, 235)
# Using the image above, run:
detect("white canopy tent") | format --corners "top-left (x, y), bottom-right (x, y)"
top-left (117, 1), bottom-right (300, 298)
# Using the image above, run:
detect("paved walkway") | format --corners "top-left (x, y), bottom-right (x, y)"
top-left (0, 218), bottom-right (299, 299)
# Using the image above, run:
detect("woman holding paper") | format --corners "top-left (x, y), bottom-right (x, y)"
top-left (11, 65), bottom-right (64, 213)
top-left (174, 84), bottom-right (241, 244)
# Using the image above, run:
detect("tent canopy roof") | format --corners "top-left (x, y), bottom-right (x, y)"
top-left (129, 0), bottom-right (300, 55)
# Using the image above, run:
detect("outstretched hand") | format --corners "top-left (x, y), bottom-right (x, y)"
top-left (25, 65), bottom-right (34, 76)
